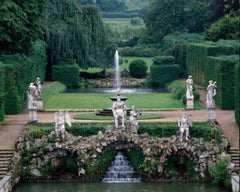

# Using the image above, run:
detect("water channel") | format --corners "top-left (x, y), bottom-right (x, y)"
top-left (14, 181), bottom-right (226, 192)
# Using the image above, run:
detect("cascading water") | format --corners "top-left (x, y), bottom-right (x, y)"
top-left (114, 50), bottom-right (121, 89)
top-left (102, 152), bottom-right (141, 183)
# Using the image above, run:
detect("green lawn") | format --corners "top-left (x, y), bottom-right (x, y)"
top-left (80, 56), bottom-right (153, 73)
top-left (43, 92), bottom-right (185, 111)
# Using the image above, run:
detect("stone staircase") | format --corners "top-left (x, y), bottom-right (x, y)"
top-left (229, 148), bottom-right (240, 173)
top-left (0, 150), bottom-right (14, 179)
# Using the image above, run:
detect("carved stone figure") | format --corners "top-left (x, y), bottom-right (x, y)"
top-left (185, 75), bottom-right (194, 109)
top-left (54, 111), bottom-right (71, 140)
top-left (178, 112), bottom-right (192, 142)
top-left (186, 75), bottom-right (194, 99)
top-left (129, 105), bottom-right (141, 133)
top-left (112, 96), bottom-right (126, 128)
top-left (34, 77), bottom-right (42, 100)
top-left (27, 83), bottom-right (38, 122)
top-left (206, 80), bottom-right (217, 109)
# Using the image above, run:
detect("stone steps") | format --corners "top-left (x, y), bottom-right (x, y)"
top-left (0, 150), bottom-right (14, 179)
top-left (229, 148), bottom-right (239, 172)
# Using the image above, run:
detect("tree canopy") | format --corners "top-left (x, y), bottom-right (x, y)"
top-left (44, 0), bottom-right (115, 71)
top-left (0, 0), bottom-right (47, 54)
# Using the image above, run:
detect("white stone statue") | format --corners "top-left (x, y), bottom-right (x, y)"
top-left (129, 105), bottom-right (141, 133)
top-left (178, 112), bottom-right (192, 142)
top-left (112, 96), bottom-right (126, 129)
top-left (34, 77), bottom-right (42, 100)
top-left (27, 83), bottom-right (38, 122)
top-left (54, 111), bottom-right (71, 140)
top-left (186, 75), bottom-right (194, 99)
top-left (206, 80), bottom-right (217, 109)
top-left (185, 75), bottom-right (194, 109)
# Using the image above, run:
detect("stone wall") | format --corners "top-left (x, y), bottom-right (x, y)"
top-left (13, 126), bottom-right (230, 181)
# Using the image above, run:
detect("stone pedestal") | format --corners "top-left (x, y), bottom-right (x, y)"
top-left (207, 110), bottom-right (216, 122)
top-left (186, 98), bottom-right (194, 109)
top-left (37, 100), bottom-right (43, 111)
top-left (28, 109), bottom-right (38, 123)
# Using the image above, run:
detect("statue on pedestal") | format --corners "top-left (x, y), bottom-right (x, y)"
top-left (178, 112), bottom-right (192, 142)
top-left (129, 105), bottom-right (141, 133)
top-left (206, 80), bottom-right (217, 123)
top-left (27, 83), bottom-right (38, 122)
top-left (112, 95), bottom-right (126, 129)
top-left (185, 75), bottom-right (194, 109)
top-left (54, 111), bottom-right (71, 140)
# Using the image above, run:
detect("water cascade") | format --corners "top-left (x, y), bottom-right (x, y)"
top-left (102, 152), bottom-right (141, 183)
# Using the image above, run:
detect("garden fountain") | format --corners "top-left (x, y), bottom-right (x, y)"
top-left (102, 152), bottom-right (141, 183)
top-left (96, 50), bottom-right (129, 116)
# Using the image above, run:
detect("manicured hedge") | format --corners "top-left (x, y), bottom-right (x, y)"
top-left (0, 65), bottom-right (5, 121)
top-left (186, 40), bottom-right (239, 85)
top-left (205, 55), bottom-right (238, 110)
top-left (52, 64), bottom-right (80, 87)
top-left (0, 40), bottom-right (47, 115)
top-left (150, 56), bottom-right (179, 87)
top-left (235, 63), bottom-right (240, 125)
top-left (129, 59), bottom-right (147, 78)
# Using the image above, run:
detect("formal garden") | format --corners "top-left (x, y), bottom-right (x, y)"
top-left (0, 0), bottom-right (239, 192)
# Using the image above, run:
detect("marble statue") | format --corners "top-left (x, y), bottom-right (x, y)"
top-left (54, 111), bottom-right (71, 140)
top-left (206, 80), bottom-right (217, 109)
top-left (112, 96), bottom-right (126, 128)
top-left (178, 112), bottom-right (192, 142)
top-left (34, 77), bottom-right (42, 100)
top-left (185, 75), bottom-right (194, 109)
top-left (27, 83), bottom-right (38, 122)
top-left (186, 75), bottom-right (194, 99)
top-left (129, 105), bottom-right (141, 133)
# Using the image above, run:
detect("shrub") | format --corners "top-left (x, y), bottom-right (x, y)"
top-left (152, 56), bottom-right (175, 65)
top-left (129, 59), bottom-right (147, 78)
top-left (208, 157), bottom-right (231, 188)
top-left (0, 65), bottom-right (5, 121)
top-left (52, 64), bottom-right (80, 87)
top-left (150, 64), bottom-right (180, 88)
top-left (235, 63), bottom-right (240, 125)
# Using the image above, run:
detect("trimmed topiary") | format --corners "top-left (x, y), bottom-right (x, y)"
top-left (129, 59), bottom-right (147, 78)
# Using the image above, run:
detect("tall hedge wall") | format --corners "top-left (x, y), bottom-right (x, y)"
top-left (150, 56), bottom-right (180, 87)
top-left (0, 40), bottom-right (47, 115)
top-left (206, 55), bottom-right (238, 110)
top-left (235, 63), bottom-right (240, 125)
top-left (0, 65), bottom-right (5, 121)
top-left (52, 64), bottom-right (80, 87)
top-left (186, 40), bottom-right (239, 85)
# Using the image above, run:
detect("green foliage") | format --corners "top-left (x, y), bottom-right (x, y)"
top-left (27, 122), bottom-right (222, 142)
top-left (205, 13), bottom-right (240, 41)
top-left (1, 41), bottom-right (47, 114)
top-left (142, 0), bottom-right (207, 43)
top-left (43, 82), bottom-right (66, 98)
top-left (205, 55), bottom-right (238, 109)
top-left (208, 157), bottom-right (231, 188)
top-left (0, 65), bottom-right (5, 121)
top-left (0, 0), bottom-right (47, 54)
top-left (167, 80), bottom-right (186, 100)
top-left (152, 56), bottom-right (175, 65)
top-left (129, 59), bottom-right (147, 78)
top-left (52, 64), bottom-right (80, 87)
top-left (150, 64), bottom-right (180, 87)
top-left (164, 154), bottom-right (197, 179)
top-left (120, 46), bottom-right (162, 57)
top-left (235, 63), bottom-right (240, 125)
top-left (44, 1), bottom-right (113, 73)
